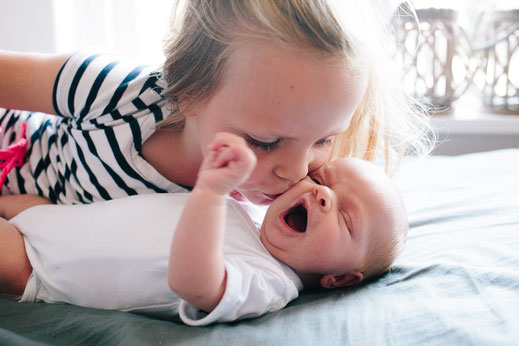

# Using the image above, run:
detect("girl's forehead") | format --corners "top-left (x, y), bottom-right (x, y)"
top-left (223, 39), bottom-right (365, 94)
top-left (204, 40), bottom-right (368, 143)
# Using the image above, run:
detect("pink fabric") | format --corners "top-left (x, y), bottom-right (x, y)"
top-left (230, 189), bottom-right (246, 201)
top-left (0, 122), bottom-right (28, 188)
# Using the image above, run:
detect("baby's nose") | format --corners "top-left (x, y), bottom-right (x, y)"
top-left (313, 186), bottom-right (332, 212)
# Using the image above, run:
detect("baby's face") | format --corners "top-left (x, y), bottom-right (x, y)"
top-left (260, 158), bottom-right (405, 277)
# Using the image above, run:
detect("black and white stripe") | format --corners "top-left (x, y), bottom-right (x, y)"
top-left (0, 52), bottom-right (186, 204)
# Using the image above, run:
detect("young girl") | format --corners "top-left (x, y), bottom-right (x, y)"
top-left (0, 0), bottom-right (433, 206)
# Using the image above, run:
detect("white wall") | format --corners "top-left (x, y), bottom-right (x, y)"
top-left (0, 0), bottom-right (171, 65)
top-left (51, 0), bottom-right (171, 65)
top-left (0, 0), bottom-right (56, 52)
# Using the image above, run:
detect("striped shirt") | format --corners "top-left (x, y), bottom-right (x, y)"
top-left (0, 52), bottom-right (187, 204)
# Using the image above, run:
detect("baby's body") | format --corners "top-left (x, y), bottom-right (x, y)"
top-left (0, 132), bottom-right (407, 325)
top-left (10, 193), bottom-right (297, 326)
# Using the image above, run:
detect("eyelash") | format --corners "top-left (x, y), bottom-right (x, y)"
top-left (245, 135), bottom-right (280, 151)
top-left (341, 212), bottom-right (352, 235)
top-left (315, 137), bottom-right (333, 147)
top-left (244, 136), bottom-right (333, 152)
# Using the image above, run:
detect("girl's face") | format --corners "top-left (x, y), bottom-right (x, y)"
top-left (188, 40), bottom-right (368, 205)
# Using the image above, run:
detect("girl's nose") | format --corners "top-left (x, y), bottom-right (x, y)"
top-left (313, 185), bottom-right (332, 213)
top-left (274, 154), bottom-right (309, 186)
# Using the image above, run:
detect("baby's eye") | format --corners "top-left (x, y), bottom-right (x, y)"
top-left (341, 211), bottom-right (353, 235)
top-left (244, 135), bottom-right (280, 151)
top-left (309, 175), bottom-right (321, 185)
top-left (314, 137), bottom-right (333, 147)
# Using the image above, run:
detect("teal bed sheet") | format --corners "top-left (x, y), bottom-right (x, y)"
top-left (1, 149), bottom-right (518, 345)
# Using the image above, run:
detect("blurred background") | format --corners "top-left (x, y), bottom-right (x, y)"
top-left (0, 0), bottom-right (171, 66)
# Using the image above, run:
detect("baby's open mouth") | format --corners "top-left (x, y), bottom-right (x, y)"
top-left (284, 203), bottom-right (307, 233)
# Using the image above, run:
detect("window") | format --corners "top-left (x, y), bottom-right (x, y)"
top-left (400, 0), bottom-right (519, 112)
top-left (404, 0), bottom-right (519, 154)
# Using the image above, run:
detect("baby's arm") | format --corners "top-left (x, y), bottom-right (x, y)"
top-left (0, 194), bottom-right (50, 296)
top-left (168, 132), bottom-right (256, 313)
top-left (0, 50), bottom-right (69, 114)
top-left (0, 195), bottom-right (52, 219)
top-left (0, 217), bottom-right (32, 296)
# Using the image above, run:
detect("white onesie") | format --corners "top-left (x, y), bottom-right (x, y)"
top-left (8, 194), bottom-right (302, 326)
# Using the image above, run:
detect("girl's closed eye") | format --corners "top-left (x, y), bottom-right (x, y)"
top-left (244, 134), bottom-right (280, 151)
top-left (314, 137), bottom-right (333, 147)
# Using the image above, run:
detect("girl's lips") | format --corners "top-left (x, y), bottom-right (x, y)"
top-left (242, 190), bottom-right (281, 205)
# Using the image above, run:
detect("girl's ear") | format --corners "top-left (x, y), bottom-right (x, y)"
top-left (320, 270), bottom-right (363, 289)
top-left (177, 95), bottom-right (197, 117)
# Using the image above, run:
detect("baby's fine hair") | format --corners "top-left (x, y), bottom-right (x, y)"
top-left (160, 0), bottom-right (435, 171)
top-left (361, 219), bottom-right (408, 283)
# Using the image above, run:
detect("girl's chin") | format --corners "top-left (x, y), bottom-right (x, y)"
top-left (248, 196), bottom-right (273, 205)
top-left (240, 190), bottom-right (277, 205)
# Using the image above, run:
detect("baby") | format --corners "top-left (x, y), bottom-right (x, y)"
top-left (0, 132), bottom-right (407, 325)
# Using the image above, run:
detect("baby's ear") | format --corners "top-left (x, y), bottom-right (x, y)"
top-left (320, 270), bottom-right (363, 289)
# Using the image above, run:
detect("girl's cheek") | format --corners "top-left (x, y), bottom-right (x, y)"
top-left (240, 160), bottom-right (265, 186)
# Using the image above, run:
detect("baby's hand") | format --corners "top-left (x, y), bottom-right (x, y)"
top-left (196, 132), bottom-right (257, 196)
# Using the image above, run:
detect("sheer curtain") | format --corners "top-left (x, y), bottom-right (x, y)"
top-left (52, 0), bottom-right (172, 66)
top-left (49, 0), bottom-right (402, 65)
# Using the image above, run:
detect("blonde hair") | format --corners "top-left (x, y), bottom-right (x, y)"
top-left (361, 221), bottom-right (408, 282)
top-left (160, 0), bottom-right (435, 171)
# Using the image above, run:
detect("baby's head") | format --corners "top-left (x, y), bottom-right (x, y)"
top-left (260, 158), bottom-right (407, 289)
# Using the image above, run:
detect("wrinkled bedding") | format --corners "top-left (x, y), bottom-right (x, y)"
top-left (1, 149), bottom-right (518, 345)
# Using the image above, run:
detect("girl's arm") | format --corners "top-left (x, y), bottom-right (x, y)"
top-left (0, 50), bottom-right (70, 114)
top-left (168, 132), bottom-right (256, 313)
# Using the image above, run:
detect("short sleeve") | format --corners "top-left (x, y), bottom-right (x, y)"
top-left (52, 52), bottom-right (164, 126)
top-left (179, 257), bottom-right (301, 326)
